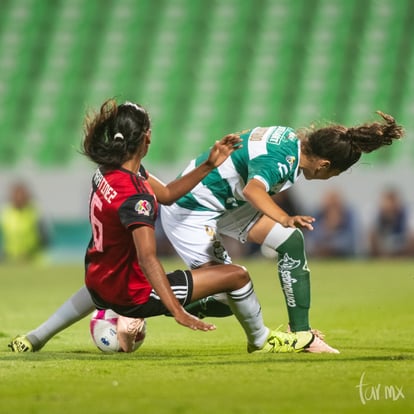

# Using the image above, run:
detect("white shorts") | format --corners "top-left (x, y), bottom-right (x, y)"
top-left (160, 203), bottom-right (262, 268)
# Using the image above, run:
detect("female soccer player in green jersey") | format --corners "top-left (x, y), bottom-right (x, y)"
top-left (9, 111), bottom-right (403, 354)
top-left (160, 111), bottom-right (404, 353)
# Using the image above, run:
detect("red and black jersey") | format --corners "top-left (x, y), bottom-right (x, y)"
top-left (85, 165), bottom-right (158, 306)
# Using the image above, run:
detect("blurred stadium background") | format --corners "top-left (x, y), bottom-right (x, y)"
top-left (0, 0), bottom-right (413, 261)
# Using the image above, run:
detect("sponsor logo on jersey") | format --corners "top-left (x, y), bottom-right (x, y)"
top-left (135, 199), bottom-right (152, 216)
top-left (205, 225), bottom-right (216, 239)
top-left (267, 127), bottom-right (297, 145)
top-left (205, 225), bottom-right (229, 263)
top-left (286, 130), bottom-right (297, 141)
top-left (225, 197), bottom-right (239, 208)
top-left (286, 155), bottom-right (296, 167)
top-left (268, 126), bottom-right (290, 145)
top-left (249, 127), bottom-right (268, 141)
top-left (212, 240), bottom-right (229, 262)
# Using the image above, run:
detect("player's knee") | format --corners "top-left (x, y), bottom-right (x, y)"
top-left (262, 224), bottom-right (303, 251)
top-left (230, 264), bottom-right (251, 287)
top-left (276, 228), bottom-right (305, 253)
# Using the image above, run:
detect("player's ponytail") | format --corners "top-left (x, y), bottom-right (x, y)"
top-left (345, 111), bottom-right (404, 154)
top-left (301, 111), bottom-right (404, 171)
top-left (82, 99), bottom-right (151, 168)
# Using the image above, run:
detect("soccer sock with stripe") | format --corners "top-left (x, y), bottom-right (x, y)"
top-left (226, 281), bottom-right (269, 348)
top-left (263, 226), bottom-right (311, 332)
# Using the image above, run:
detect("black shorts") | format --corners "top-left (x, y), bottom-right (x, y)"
top-left (88, 269), bottom-right (194, 318)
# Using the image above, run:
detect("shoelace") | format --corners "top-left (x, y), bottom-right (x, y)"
top-left (9, 340), bottom-right (29, 352)
top-left (268, 331), bottom-right (298, 352)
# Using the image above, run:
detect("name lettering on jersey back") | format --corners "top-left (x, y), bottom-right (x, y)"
top-left (268, 127), bottom-right (295, 145)
top-left (93, 169), bottom-right (118, 204)
top-left (248, 127), bottom-right (296, 145)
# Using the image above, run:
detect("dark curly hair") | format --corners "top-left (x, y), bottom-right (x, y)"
top-left (82, 99), bottom-right (150, 168)
top-left (300, 111), bottom-right (404, 171)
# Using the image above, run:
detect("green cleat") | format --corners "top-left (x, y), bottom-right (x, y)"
top-left (248, 329), bottom-right (314, 353)
top-left (8, 336), bottom-right (34, 353)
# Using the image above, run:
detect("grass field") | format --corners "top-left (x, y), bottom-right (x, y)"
top-left (0, 258), bottom-right (413, 414)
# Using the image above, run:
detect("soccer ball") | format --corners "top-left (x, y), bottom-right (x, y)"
top-left (90, 309), bottom-right (146, 353)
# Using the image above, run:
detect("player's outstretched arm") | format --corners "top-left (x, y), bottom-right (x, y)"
top-left (205, 133), bottom-right (242, 168)
top-left (148, 134), bottom-right (242, 205)
top-left (243, 179), bottom-right (315, 230)
top-left (132, 226), bottom-right (216, 332)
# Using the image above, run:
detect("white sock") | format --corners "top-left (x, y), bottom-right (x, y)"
top-left (212, 292), bottom-right (229, 304)
top-left (226, 281), bottom-right (269, 348)
top-left (26, 286), bottom-right (95, 350)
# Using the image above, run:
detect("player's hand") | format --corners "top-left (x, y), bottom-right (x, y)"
top-left (174, 309), bottom-right (216, 331)
top-left (205, 134), bottom-right (242, 169)
top-left (281, 215), bottom-right (315, 231)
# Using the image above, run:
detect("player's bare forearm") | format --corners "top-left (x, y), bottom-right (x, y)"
top-left (243, 179), bottom-right (315, 230)
top-left (153, 164), bottom-right (213, 205)
top-left (132, 228), bottom-right (215, 331)
top-left (140, 256), bottom-right (215, 331)
top-left (140, 255), bottom-right (183, 314)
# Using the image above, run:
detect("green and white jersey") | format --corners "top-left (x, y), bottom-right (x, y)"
top-left (176, 126), bottom-right (301, 213)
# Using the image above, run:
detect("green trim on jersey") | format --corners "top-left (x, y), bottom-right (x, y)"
top-left (176, 126), bottom-right (301, 213)
top-left (174, 191), bottom-right (213, 212)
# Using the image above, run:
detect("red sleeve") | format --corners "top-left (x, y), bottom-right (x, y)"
top-left (118, 194), bottom-right (156, 229)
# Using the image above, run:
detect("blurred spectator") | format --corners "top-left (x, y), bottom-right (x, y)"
top-left (368, 188), bottom-right (414, 257)
top-left (305, 189), bottom-right (358, 258)
top-left (0, 181), bottom-right (49, 263)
